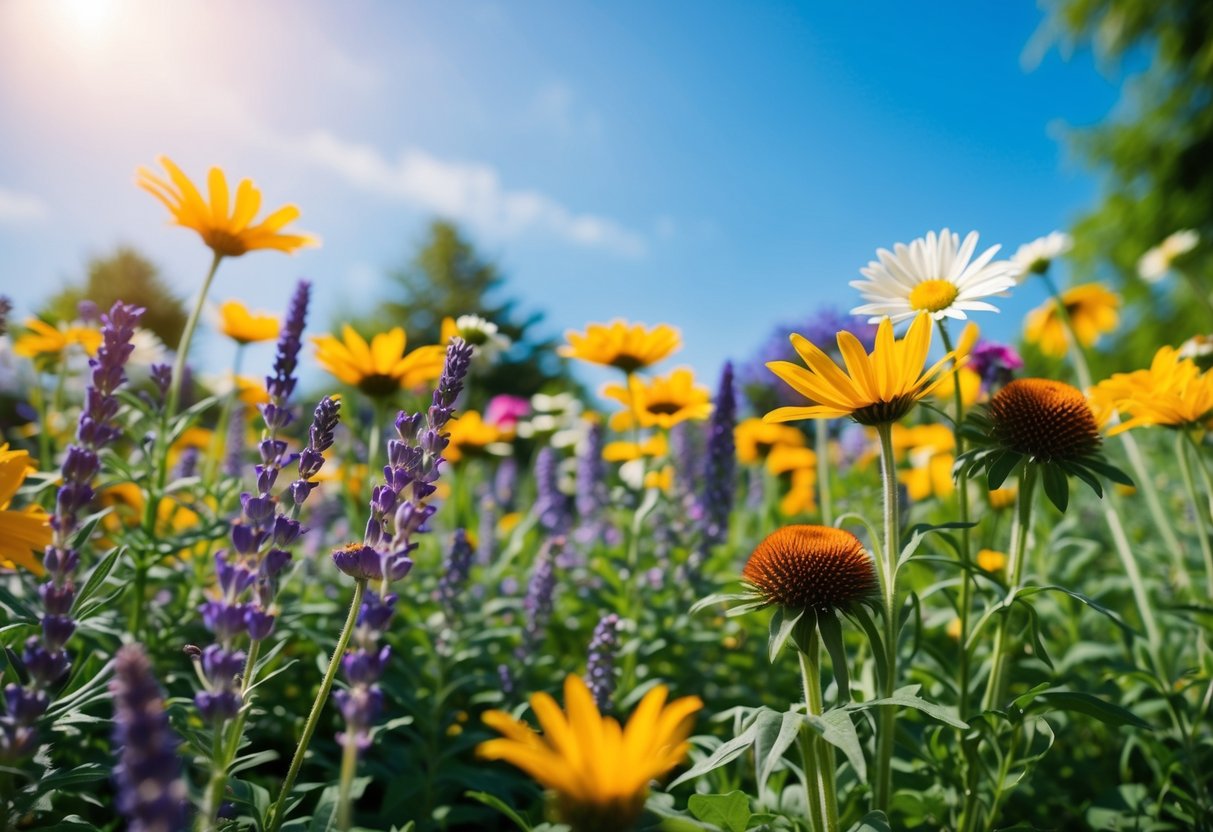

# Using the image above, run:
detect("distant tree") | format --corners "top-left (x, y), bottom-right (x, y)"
top-left (43, 246), bottom-right (187, 346)
top-left (1048, 0), bottom-right (1213, 363)
top-left (368, 219), bottom-right (574, 406)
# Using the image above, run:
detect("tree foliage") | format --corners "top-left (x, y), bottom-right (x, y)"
top-left (43, 245), bottom-right (187, 346)
top-left (370, 219), bottom-right (574, 407)
top-left (1050, 0), bottom-right (1213, 358)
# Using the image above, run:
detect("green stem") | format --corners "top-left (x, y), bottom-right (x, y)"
top-left (267, 580), bottom-right (366, 832)
top-left (1101, 493), bottom-right (1165, 673)
top-left (799, 637), bottom-right (838, 832)
top-left (337, 736), bottom-right (360, 831)
top-left (982, 466), bottom-right (1037, 711)
top-left (366, 400), bottom-right (386, 490)
top-left (203, 345), bottom-right (245, 487)
top-left (1175, 432), bottom-right (1213, 598)
top-left (937, 322), bottom-right (974, 719)
top-left (872, 422), bottom-right (900, 814)
top-left (168, 251), bottom-right (223, 421)
top-left (198, 638), bottom-right (264, 831)
top-left (815, 419), bottom-right (833, 526)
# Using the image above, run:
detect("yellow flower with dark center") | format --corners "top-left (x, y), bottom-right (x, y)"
top-left (734, 418), bottom-right (804, 464)
top-left (217, 300), bottom-right (280, 344)
top-left (560, 320), bottom-right (681, 373)
top-left (1023, 283), bottom-right (1120, 358)
top-left (765, 445), bottom-right (816, 477)
top-left (644, 465), bottom-right (674, 491)
top-left (603, 433), bottom-right (667, 462)
top-left (0, 445), bottom-right (52, 574)
top-left (445, 411), bottom-right (513, 462)
top-left (742, 525), bottom-right (877, 612)
top-left (604, 368), bottom-right (712, 431)
top-left (13, 318), bottom-right (102, 359)
top-left (138, 156), bottom-right (318, 257)
top-left (987, 379), bottom-right (1101, 462)
top-left (313, 326), bottom-right (445, 398)
top-left (1092, 346), bottom-right (1213, 434)
top-left (765, 313), bottom-right (974, 427)
top-left (479, 674), bottom-right (702, 832)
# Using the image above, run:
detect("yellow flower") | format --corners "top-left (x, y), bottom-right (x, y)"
top-left (603, 433), bottom-right (668, 462)
top-left (988, 487), bottom-right (1017, 510)
top-left (603, 368), bottom-right (712, 432)
top-left (0, 445), bottom-right (52, 574)
top-left (1092, 346), bottom-right (1213, 434)
top-left (891, 423), bottom-right (955, 459)
top-left (977, 549), bottom-right (1007, 572)
top-left (499, 512), bottom-right (523, 535)
top-left (137, 156), bottom-right (318, 257)
top-left (765, 313), bottom-right (973, 427)
top-left (644, 465), bottom-right (674, 491)
top-left (734, 418), bottom-right (804, 464)
top-left (313, 326), bottom-right (446, 398)
top-left (899, 450), bottom-right (955, 501)
top-left (445, 412), bottom-right (512, 462)
top-left (934, 367), bottom-right (982, 407)
top-left (780, 469), bottom-right (818, 517)
top-left (479, 674), bottom-right (702, 832)
top-left (217, 300), bottom-right (280, 344)
top-left (231, 375), bottom-right (272, 407)
top-left (1023, 283), bottom-right (1120, 358)
top-left (13, 318), bottom-right (102, 359)
top-left (560, 320), bottom-right (681, 373)
top-left (946, 617), bottom-right (962, 640)
top-left (765, 445), bottom-right (816, 477)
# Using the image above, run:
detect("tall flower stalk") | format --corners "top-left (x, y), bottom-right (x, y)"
top-left (872, 422), bottom-right (900, 812)
top-left (267, 338), bottom-right (473, 832)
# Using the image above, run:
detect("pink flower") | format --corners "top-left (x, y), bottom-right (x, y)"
top-left (485, 395), bottom-right (530, 428)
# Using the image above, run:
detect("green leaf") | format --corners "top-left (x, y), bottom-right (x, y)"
top-left (687, 792), bottom-right (751, 832)
top-left (986, 450), bottom-right (1022, 490)
top-left (850, 685), bottom-right (967, 729)
top-left (816, 611), bottom-right (850, 703)
top-left (670, 710), bottom-right (772, 788)
top-left (810, 708), bottom-right (867, 782)
top-left (465, 792), bottom-right (534, 832)
top-left (1041, 463), bottom-right (1070, 513)
top-left (1028, 690), bottom-right (1150, 729)
top-left (848, 605), bottom-right (887, 692)
top-left (847, 810), bottom-right (892, 832)
top-left (768, 607), bottom-right (804, 663)
top-left (71, 546), bottom-right (125, 616)
top-left (756, 710), bottom-right (803, 791)
top-left (690, 592), bottom-right (760, 616)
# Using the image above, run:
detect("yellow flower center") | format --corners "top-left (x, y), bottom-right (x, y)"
top-left (909, 279), bottom-right (959, 313)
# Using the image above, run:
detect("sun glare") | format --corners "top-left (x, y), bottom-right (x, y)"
top-left (55, 0), bottom-right (119, 37)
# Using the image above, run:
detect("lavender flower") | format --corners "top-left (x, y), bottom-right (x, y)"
top-left (175, 446), bottom-right (199, 480)
top-left (437, 528), bottom-right (475, 616)
top-left (534, 446), bottom-right (570, 535)
top-left (223, 402), bottom-right (246, 479)
top-left (699, 362), bottom-right (737, 552)
top-left (519, 537), bottom-right (562, 660)
top-left (477, 491), bottom-right (497, 565)
top-left (111, 645), bottom-right (189, 832)
top-left (331, 339), bottom-right (474, 756)
top-left (574, 422), bottom-right (616, 549)
top-left (1, 302), bottom-right (142, 762)
top-left (585, 613), bottom-right (620, 711)
top-left (289, 395), bottom-right (341, 505)
top-left (670, 421), bottom-right (704, 499)
top-left (493, 457), bottom-right (519, 510)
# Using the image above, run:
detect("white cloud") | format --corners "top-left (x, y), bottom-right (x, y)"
top-left (530, 81), bottom-right (603, 140)
top-left (0, 187), bottom-right (48, 223)
top-left (288, 130), bottom-right (646, 257)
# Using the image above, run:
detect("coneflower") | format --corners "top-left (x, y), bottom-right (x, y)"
top-left (741, 526), bottom-right (877, 614)
top-left (111, 644), bottom-right (189, 832)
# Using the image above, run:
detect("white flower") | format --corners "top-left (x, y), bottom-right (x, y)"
top-left (517, 391), bottom-right (589, 449)
top-left (1178, 333), bottom-right (1213, 361)
top-left (449, 314), bottom-right (511, 362)
top-left (1012, 231), bottom-right (1072, 282)
top-left (850, 229), bottom-right (1019, 324)
top-left (1138, 229), bottom-right (1199, 283)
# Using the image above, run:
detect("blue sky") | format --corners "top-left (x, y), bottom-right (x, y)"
top-left (0, 0), bottom-right (1123, 393)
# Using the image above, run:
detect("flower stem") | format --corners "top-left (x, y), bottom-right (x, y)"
top-left (982, 465), bottom-right (1037, 711)
top-left (337, 735), bottom-right (360, 831)
top-left (872, 422), bottom-right (900, 814)
top-left (815, 419), bottom-right (833, 526)
top-left (936, 322), bottom-right (974, 719)
top-left (798, 636), bottom-right (838, 832)
top-left (168, 251), bottom-right (223, 420)
top-left (267, 579), bottom-right (366, 832)
top-left (1175, 431), bottom-right (1213, 598)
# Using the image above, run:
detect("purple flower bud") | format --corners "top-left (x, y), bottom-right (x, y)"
top-left (357, 593), bottom-right (397, 633)
top-left (41, 615), bottom-right (76, 651)
top-left (195, 690), bottom-right (242, 723)
top-left (245, 608), bottom-right (275, 641)
top-left (199, 600), bottom-right (248, 641)
top-left (271, 516), bottom-right (302, 547)
top-left (229, 523), bottom-right (262, 555)
top-left (384, 553), bottom-right (414, 583)
top-left (22, 640), bottom-right (69, 687)
top-left (150, 364), bottom-right (172, 403)
top-left (342, 645), bottom-right (392, 686)
top-left (261, 548), bottom-right (292, 579)
top-left (585, 613), bottom-right (621, 711)
top-left (38, 582), bottom-right (75, 616)
top-left (200, 645), bottom-right (246, 688)
top-left (5, 684), bottom-right (49, 724)
top-left (215, 553), bottom-right (256, 596)
top-left (240, 494), bottom-right (275, 525)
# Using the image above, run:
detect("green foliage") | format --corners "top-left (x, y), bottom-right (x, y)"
top-left (42, 246), bottom-right (187, 345)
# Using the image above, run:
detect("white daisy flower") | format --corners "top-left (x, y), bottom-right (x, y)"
top-left (851, 228), bottom-right (1019, 324)
top-left (1178, 333), bottom-right (1213, 361)
top-left (448, 314), bottom-right (511, 363)
top-left (1012, 231), bottom-right (1072, 282)
top-left (1138, 229), bottom-right (1199, 284)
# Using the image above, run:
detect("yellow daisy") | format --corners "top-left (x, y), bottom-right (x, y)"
top-left (603, 433), bottom-right (668, 463)
top-left (479, 674), bottom-right (702, 832)
top-left (560, 320), bottom-right (681, 373)
top-left (0, 445), bottom-right (52, 574)
top-left (1023, 283), bottom-right (1120, 358)
top-left (217, 300), bottom-right (280, 344)
top-left (13, 318), bottom-right (102, 359)
top-left (1092, 346), bottom-right (1213, 434)
top-left (734, 418), bottom-right (805, 464)
top-left (137, 156), bottom-right (318, 258)
top-left (445, 411), bottom-right (513, 462)
top-left (313, 326), bottom-right (445, 398)
top-left (765, 312), bottom-right (973, 427)
top-left (603, 368), bottom-right (712, 432)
